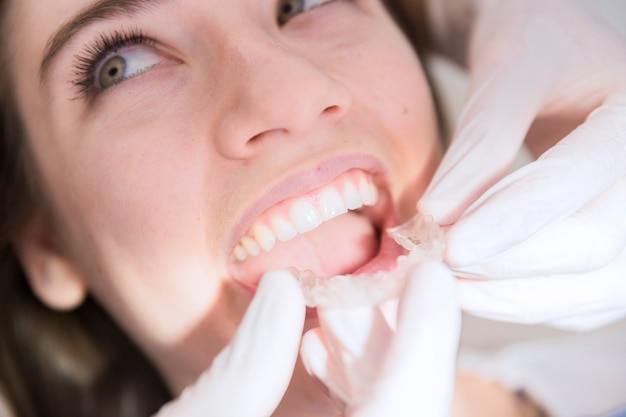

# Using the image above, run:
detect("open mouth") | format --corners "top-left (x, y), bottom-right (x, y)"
top-left (228, 169), bottom-right (406, 290)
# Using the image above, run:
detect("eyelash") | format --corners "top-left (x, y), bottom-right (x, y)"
top-left (70, 1), bottom-right (341, 99)
top-left (278, 0), bottom-right (339, 26)
top-left (71, 29), bottom-right (155, 99)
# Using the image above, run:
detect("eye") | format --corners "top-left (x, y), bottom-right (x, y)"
top-left (72, 30), bottom-right (167, 98)
top-left (277, 0), bottom-right (336, 25)
top-left (96, 46), bottom-right (163, 90)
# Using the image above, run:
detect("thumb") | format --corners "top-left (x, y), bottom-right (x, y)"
top-left (155, 270), bottom-right (306, 417)
top-left (351, 261), bottom-right (461, 417)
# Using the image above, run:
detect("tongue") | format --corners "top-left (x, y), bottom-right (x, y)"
top-left (236, 213), bottom-right (378, 287)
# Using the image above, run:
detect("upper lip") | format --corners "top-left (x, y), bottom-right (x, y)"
top-left (226, 152), bottom-right (389, 256)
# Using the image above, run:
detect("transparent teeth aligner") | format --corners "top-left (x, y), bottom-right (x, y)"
top-left (295, 214), bottom-right (444, 309)
top-left (386, 213), bottom-right (445, 254)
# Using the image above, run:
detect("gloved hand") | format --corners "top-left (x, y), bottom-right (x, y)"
top-left (300, 260), bottom-right (461, 417)
top-left (154, 270), bottom-right (306, 417)
top-left (417, 0), bottom-right (626, 330)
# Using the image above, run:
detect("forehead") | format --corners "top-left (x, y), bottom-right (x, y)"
top-left (7, 0), bottom-right (171, 83)
top-left (6, 1), bottom-right (81, 90)
top-left (9, 0), bottom-right (80, 54)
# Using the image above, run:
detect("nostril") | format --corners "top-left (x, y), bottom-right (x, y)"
top-left (247, 131), bottom-right (264, 144)
top-left (322, 105), bottom-right (341, 116)
top-left (246, 105), bottom-right (342, 144)
top-left (321, 98), bottom-right (350, 122)
top-left (247, 128), bottom-right (288, 145)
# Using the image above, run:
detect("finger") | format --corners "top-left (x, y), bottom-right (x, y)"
top-left (447, 91), bottom-right (626, 267)
top-left (452, 177), bottom-right (626, 279)
top-left (301, 328), bottom-right (351, 406)
top-left (458, 251), bottom-right (626, 328)
top-left (351, 261), bottom-right (461, 417)
top-left (156, 270), bottom-right (306, 417)
top-left (419, 16), bottom-right (582, 225)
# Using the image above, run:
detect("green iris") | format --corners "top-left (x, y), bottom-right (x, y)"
top-left (277, 0), bottom-right (305, 25)
top-left (99, 56), bottom-right (127, 89)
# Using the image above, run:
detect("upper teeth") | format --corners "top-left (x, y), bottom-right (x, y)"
top-left (232, 171), bottom-right (379, 262)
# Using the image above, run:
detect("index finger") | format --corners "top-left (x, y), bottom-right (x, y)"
top-left (420, 16), bottom-right (583, 225)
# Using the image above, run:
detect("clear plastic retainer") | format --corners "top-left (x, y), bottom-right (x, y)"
top-left (294, 213), bottom-right (444, 309)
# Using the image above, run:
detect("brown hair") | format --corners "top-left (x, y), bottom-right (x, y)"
top-left (0, 1), bottom-right (171, 415)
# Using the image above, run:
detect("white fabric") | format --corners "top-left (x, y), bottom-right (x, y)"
top-left (458, 319), bottom-right (626, 417)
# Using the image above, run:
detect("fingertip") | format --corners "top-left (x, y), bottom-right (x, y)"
top-left (239, 269), bottom-right (306, 349)
top-left (300, 328), bottom-right (328, 378)
top-left (417, 198), bottom-right (460, 226)
top-left (407, 260), bottom-right (457, 299)
top-left (416, 258), bottom-right (454, 277)
top-left (400, 260), bottom-right (461, 334)
top-left (258, 268), bottom-right (298, 288)
top-left (257, 268), bottom-right (306, 310)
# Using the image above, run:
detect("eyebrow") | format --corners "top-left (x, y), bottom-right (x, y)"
top-left (39, 0), bottom-right (169, 85)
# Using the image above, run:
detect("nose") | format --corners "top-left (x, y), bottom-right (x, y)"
top-left (214, 35), bottom-right (352, 159)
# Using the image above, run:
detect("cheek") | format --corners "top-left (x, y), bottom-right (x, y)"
top-left (45, 121), bottom-right (246, 352)
top-left (43, 114), bottom-right (233, 297)
top-left (71, 126), bottom-right (210, 256)
top-left (345, 26), bottom-right (438, 149)
top-left (359, 43), bottom-right (441, 217)
top-left (60, 98), bottom-right (226, 259)
top-left (80, 132), bottom-right (207, 254)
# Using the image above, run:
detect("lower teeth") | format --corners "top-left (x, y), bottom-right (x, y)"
top-left (294, 214), bottom-right (444, 309)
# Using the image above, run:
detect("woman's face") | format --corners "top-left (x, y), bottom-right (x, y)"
top-left (8, 0), bottom-right (440, 393)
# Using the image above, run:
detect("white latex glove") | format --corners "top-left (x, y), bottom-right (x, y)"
top-left (418, 0), bottom-right (626, 330)
top-left (154, 270), bottom-right (306, 417)
top-left (301, 260), bottom-right (461, 417)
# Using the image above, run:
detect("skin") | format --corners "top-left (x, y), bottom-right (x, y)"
top-left (453, 374), bottom-right (545, 417)
top-left (5, 0), bottom-right (536, 415)
top-left (8, 0), bottom-right (439, 410)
